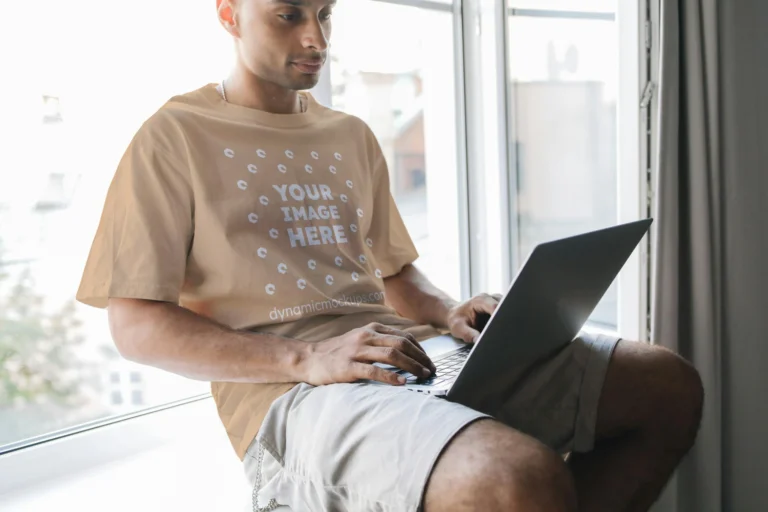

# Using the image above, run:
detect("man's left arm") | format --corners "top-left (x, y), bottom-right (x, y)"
top-left (384, 264), bottom-right (502, 344)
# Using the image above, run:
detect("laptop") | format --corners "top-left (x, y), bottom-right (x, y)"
top-left (368, 218), bottom-right (653, 413)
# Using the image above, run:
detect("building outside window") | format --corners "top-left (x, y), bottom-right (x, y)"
top-left (506, 0), bottom-right (622, 329)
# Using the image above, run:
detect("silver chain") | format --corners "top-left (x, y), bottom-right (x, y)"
top-left (220, 79), bottom-right (305, 112)
top-left (252, 442), bottom-right (282, 512)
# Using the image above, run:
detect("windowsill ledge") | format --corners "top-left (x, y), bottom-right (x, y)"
top-left (0, 397), bottom-right (250, 512)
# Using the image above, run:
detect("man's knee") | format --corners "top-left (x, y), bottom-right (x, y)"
top-left (423, 419), bottom-right (577, 512)
top-left (656, 347), bottom-right (704, 445)
top-left (601, 342), bottom-right (704, 447)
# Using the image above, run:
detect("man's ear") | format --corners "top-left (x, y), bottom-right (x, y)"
top-left (217, 0), bottom-right (240, 37)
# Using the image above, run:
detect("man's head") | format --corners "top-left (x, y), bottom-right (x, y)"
top-left (217, 0), bottom-right (335, 91)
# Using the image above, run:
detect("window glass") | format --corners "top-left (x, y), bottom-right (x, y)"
top-left (0, 0), bottom-right (229, 449)
top-left (506, 2), bottom-right (620, 328)
top-left (331, 0), bottom-right (463, 300)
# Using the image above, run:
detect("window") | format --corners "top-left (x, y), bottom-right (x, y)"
top-left (131, 390), bottom-right (144, 406)
top-left (0, 0), bottom-right (227, 451)
top-left (0, 0), bottom-right (647, 457)
top-left (410, 168), bottom-right (427, 189)
top-left (110, 392), bottom-right (124, 407)
top-left (330, 0), bottom-right (463, 301)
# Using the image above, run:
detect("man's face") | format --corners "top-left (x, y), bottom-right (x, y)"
top-left (222, 0), bottom-right (334, 91)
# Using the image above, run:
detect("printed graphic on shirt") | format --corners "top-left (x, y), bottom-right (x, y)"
top-left (222, 146), bottom-right (385, 321)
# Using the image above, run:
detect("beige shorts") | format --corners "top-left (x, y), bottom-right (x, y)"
top-left (243, 332), bottom-right (620, 512)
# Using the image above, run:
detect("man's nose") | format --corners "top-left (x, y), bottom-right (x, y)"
top-left (301, 19), bottom-right (329, 52)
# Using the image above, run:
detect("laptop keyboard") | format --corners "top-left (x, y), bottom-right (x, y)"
top-left (397, 345), bottom-right (471, 385)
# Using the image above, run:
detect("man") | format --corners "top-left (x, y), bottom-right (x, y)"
top-left (76, 0), bottom-right (704, 510)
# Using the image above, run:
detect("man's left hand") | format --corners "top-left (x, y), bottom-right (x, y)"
top-left (445, 293), bottom-right (504, 344)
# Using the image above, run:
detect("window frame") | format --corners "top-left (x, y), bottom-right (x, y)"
top-left (615, 0), bottom-right (650, 342)
top-left (463, 0), bottom-right (649, 339)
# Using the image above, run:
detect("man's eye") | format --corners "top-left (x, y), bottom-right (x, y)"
top-left (320, 11), bottom-right (333, 21)
top-left (279, 14), bottom-right (297, 21)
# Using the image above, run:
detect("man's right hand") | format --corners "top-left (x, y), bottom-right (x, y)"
top-left (300, 323), bottom-right (437, 386)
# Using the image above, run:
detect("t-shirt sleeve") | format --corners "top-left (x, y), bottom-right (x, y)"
top-left (363, 126), bottom-right (420, 278)
top-left (76, 118), bottom-right (194, 309)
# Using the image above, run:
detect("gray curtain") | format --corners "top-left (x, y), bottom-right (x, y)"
top-left (653, 1), bottom-right (768, 511)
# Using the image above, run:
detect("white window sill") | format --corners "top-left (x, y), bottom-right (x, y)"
top-left (0, 397), bottom-right (250, 512)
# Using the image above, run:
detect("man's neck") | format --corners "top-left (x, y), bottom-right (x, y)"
top-left (224, 68), bottom-right (303, 115)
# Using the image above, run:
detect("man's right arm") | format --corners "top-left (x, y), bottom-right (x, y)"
top-left (107, 298), bottom-right (436, 385)
top-left (108, 298), bottom-right (310, 384)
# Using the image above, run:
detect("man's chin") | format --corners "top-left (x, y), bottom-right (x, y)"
top-left (289, 76), bottom-right (321, 91)
top-left (283, 69), bottom-right (321, 90)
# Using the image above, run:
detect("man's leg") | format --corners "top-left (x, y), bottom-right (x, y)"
top-left (567, 340), bottom-right (704, 511)
top-left (423, 418), bottom-right (577, 512)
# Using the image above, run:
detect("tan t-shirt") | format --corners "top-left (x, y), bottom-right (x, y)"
top-left (76, 84), bottom-right (443, 460)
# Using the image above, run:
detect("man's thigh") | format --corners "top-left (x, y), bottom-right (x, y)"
top-left (422, 418), bottom-right (578, 512)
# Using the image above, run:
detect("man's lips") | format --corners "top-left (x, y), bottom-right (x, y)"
top-left (292, 60), bottom-right (324, 74)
